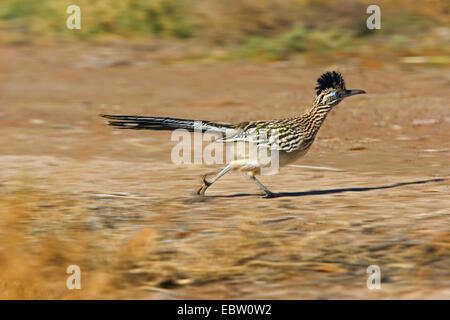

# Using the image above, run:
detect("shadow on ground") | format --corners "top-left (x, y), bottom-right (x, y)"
top-left (211, 178), bottom-right (445, 199)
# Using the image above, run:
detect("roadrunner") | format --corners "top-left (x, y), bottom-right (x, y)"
top-left (101, 71), bottom-right (365, 198)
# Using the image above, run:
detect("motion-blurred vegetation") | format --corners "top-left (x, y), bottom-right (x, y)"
top-left (0, 0), bottom-right (448, 60)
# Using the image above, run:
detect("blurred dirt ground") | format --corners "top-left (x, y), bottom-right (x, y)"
top-left (0, 44), bottom-right (449, 299)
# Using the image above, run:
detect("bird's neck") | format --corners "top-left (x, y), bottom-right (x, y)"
top-left (301, 102), bottom-right (334, 138)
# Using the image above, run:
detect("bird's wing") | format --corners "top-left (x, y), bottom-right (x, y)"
top-left (219, 120), bottom-right (304, 152)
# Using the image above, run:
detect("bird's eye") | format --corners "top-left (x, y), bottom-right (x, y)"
top-left (327, 91), bottom-right (336, 98)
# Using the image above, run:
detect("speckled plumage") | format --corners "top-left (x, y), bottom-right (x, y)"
top-left (102, 71), bottom-right (365, 197)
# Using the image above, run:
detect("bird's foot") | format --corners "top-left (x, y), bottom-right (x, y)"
top-left (195, 174), bottom-right (214, 196)
top-left (196, 186), bottom-right (205, 196)
top-left (196, 184), bottom-right (209, 196)
top-left (201, 174), bottom-right (213, 187)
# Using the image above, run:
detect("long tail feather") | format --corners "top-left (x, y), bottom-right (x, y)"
top-left (100, 114), bottom-right (235, 133)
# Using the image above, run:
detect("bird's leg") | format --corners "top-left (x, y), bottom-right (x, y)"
top-left (246, 172), bottom-right (277, 198)
top-left (196, 164), bottom-right (233, 196)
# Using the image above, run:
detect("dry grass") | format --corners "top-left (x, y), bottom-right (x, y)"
top-left (1, 0), bottom-right (447, 40)
top-left (1, 0), bottom-right (447, 63)
top-left (1, 181), bottom-right (448, 299)
top-left (0, 188), bottom-right (113, 299)
top-left (193, 0), bottom-right (300, 43)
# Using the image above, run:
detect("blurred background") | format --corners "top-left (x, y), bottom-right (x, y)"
top-left (0, 0), bottom-right (448, 299)
top-left (0, 0), bottom-right (448, 63)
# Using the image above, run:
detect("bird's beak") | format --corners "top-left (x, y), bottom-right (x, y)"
top-left (343, 89), bottom-right (366, 98)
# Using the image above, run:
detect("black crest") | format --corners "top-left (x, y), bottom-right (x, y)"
top-left (315, 71), bottom-right (346, 95)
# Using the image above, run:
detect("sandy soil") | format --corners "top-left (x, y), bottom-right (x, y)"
top-left (0, 43), bottom-right (449, 299)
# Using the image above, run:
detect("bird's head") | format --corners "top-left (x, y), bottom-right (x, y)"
top-left (314, 71), bottom-right (365, 107)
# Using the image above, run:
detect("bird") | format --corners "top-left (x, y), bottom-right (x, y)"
top-left (101, 71), bottom-right (365, 198)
